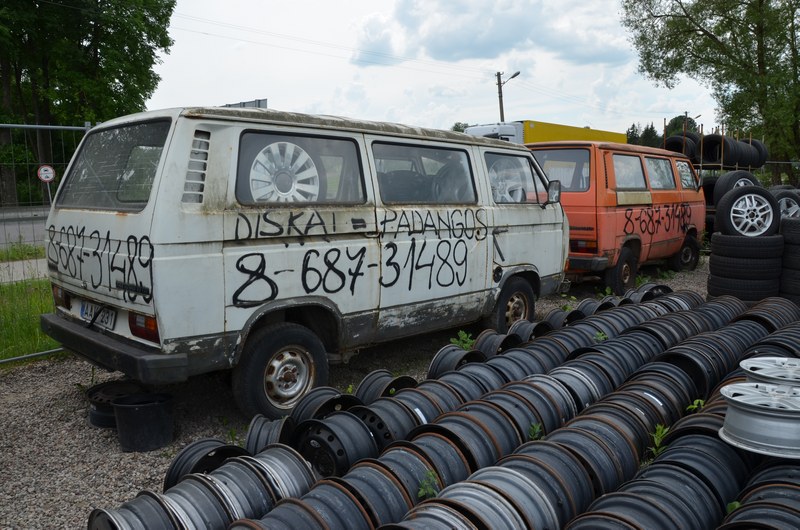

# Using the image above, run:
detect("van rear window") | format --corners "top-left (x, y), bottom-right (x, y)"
top-left (56, 119), bottom-right (170, 212)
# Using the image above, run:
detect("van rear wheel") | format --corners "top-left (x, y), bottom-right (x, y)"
top-left (484, 277), bottom-right (535, 333)
top-left (605, 247), bottom-right (638, 295)
top-left (668, 235), bottom-right (700, 271)
top-left (233, 323), bottom-right (329, 420)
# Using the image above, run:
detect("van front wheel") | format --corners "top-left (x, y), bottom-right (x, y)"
top-left (484, 277), bottom-right (535, 333)
top-left (233, 323), bottom-right (329, 420)
top-left (605, 247), bottom-right (638, 295)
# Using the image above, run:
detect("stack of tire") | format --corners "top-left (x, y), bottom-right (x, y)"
top-left (780, 217), bottom-right (800, 305)
top-left (664, 133), bottom-right (768, 168)
top-left (708, 171), bottom-right (783, 304)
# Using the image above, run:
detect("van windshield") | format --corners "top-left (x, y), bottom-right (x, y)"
top-left (56, 119), bottom-right (171, 212)
top-left (530, 148), bottom-right (590, 192)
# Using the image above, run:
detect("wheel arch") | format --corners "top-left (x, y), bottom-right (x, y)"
top-left (496, 266), bottom-right (541, 298)
top-left (235, 297), bottom-right (341, 362)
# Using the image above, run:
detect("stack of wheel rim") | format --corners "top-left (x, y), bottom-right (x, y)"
top-left (708, 170), bottom-right (783, 304)
top-left (780, 217), bottom-right (800, 305)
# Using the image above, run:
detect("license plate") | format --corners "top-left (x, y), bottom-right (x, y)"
top-left (80, 301), bottom-right (117, 330)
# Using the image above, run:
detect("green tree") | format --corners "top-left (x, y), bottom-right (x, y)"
top-left (665, 114), bottom-right (699, 138)
top-left (640, 122), bottom-right (663, 147)
top-left (451, 122), bottom-right (470, 132)
top-left (626, 122), bottom-right (642, 144)
top-left (620, 0), bottom-right (800, 185)
top-left (0, 0), bottom-right (175, 205)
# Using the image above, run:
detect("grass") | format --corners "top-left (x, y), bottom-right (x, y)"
top-left (0, 279), bottom-right (59, 361)
top-left (0, 241), bottom-right (45, 262)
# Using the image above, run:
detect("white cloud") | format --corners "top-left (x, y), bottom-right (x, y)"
top-left (146, 0), bottom-right (721, 135)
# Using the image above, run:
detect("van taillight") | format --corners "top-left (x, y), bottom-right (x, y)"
top-left (129, 312), bottom-right (160, 343)
top-left (570, 240), bottom-right (598, 252)
top-left (52, 284), bottom-right (71, 309)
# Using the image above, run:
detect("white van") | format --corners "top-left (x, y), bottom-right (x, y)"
top-left (41, 107), bottom-right (568, 418)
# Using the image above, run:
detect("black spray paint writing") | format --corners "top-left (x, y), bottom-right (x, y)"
top-left (46, 224), bottom-right (154, 303)
top-left (379, 208), bottom-right (488, 240)
top-left (622, 203), bottom-right (693, 236)
top-left (230, 207), bottom-right (484, 308)
top-left (234, 209), bottom-right (337, 241)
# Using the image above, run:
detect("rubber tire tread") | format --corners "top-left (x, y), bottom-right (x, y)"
top-left (783, 244), bottom-right (800, 270)
top-left (715, 185), bottom-right (780, 237)
top-left (232, 322), bottom-right (329, 419)
top-left (781, 217), bottom-right (800, 244)
top-left (707, 274), bottom-right (780, 300)
top-left (780, 269), bottom-right (800, 295)
top-left (713, 170), bottom-right (760, 206)
top-left (708, 254), bottom-right (782, 280)
top-left (709, 233), bottom-right (784, 258)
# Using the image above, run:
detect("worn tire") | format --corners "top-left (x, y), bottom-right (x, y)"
top-left (780, 269), bottom-right (800, 295)
top-left (707, 274), bottom-right (780, 300)
top-left (605, 246), bottom-right (638, 295)
top-left (783, 244), bottom-right (800, 270)
top-left (713, 170), bottom-right (761, 206)
top-left (709, 233), bottom-right (784, 258)
top-left (715, 186), bottom-right (780, 237)
top-left (232, 322), bottom-right (329, 419)
top-left (781, 217), bottom-right (800, 244)
top-left (667, 235), bottom-right (700, 271)
top-left (702, 176), bottom-right (718, 206)
top-left (484, 276), bottom-right (536, 333)
top-left (709, 254), bottom-right (782, 280)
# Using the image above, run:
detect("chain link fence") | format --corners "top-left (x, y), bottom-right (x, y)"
top-left (1, 124), bottom-right (87, 359)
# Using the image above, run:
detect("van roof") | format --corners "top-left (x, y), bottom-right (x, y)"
top-left (98, 107), bottom-right (530, 151)
top-left (525, 140), bottom-right (690, 159)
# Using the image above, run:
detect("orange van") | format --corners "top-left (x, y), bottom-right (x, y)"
top-left (528, 141), bottom-right (705, 294)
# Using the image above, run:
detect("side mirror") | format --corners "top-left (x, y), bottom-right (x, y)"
top-left (545, 180), bottom-right (561, 205)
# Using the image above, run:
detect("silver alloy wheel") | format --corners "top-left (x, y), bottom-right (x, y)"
top-left (741, 357), bottom-right (800, 385)
top-left (778, 195), bottom-right (800, 218)
top-left (727, 192), bottom-right (775, 236)
top-left (719, 382), bottom-right (800, 458)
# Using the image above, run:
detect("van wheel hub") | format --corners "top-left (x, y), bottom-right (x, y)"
top-left (265, 349), bottom-right (312, 403)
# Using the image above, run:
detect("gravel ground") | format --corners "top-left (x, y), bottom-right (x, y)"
top-left (0, 258), bottom-right (709, 529)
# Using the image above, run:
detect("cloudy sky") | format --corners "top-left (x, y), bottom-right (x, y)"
top-left (145, 0), bottom-right (718, 135)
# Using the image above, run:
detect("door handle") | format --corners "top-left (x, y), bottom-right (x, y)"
top-left (492, 227), bottom-right (509, 235)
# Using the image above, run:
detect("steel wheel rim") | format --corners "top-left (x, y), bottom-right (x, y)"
top-left (249, 142), bottom-right (321, 202)
top-left (264, 346), bottom-right (315, 409)
top-left (728, 193), bottom-right (775, 236)
top-left (504, 291), bottom-right (529, 327)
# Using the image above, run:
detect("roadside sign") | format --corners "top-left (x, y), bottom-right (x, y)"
top-left (37, 165), bottom-right (56, 183)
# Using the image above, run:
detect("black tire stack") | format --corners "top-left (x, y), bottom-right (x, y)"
top-left (707, 233), bottom-right (783, 304)
top-left (780, 218), bottom-right (800, 305)
top-left (708, 172), bottom-right (783, 304)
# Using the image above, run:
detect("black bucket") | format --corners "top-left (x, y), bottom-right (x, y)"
top-left (112, 393), bottom-right (174, 452)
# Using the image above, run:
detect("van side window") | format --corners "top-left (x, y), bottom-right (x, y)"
top-left (373, 143), bottom-right (476, 204)
top-left (645, 157), bottom-right (676, 190)
top-left (612, 154), bottom-right (647, 190)
top-left (530, 148), bottom-right (590, 191)
top-left (237, 132), bottom-right (365, 204)
top-left (676, 160), bottom-right (699, 190)
top-left (485, 153), bottom-right (544, 204)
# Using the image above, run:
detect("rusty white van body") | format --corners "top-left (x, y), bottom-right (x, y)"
top-left (41, 107), bottom-right (567, 418)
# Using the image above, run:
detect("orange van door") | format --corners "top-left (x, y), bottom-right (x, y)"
top-left (641, 155), bottom-right (686, 259)
top-left (608, 151), bottom-right (652, 263)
